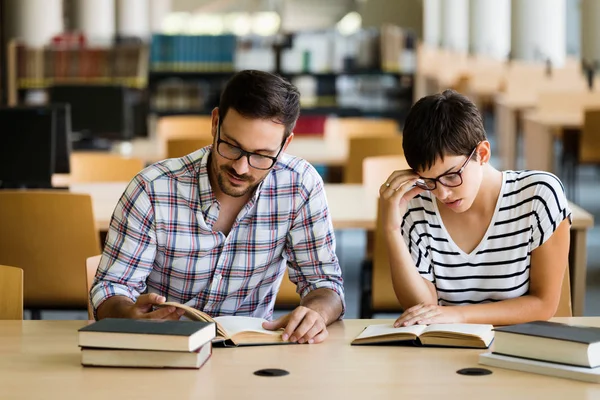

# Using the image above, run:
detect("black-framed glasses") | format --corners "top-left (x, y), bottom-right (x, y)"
top-left (415, 144), bottom-right (480, 190)
top-left (216, 123), bottom-right (284, 170)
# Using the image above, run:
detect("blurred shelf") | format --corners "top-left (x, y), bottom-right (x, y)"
top-left (150, 107), bottom-right (407, 119)
top-left (18, 77), bottom-right (147, 89)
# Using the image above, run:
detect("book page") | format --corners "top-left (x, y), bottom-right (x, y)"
top-left (159, 302), bottom-right (214, 323)
top-left (355, 323), bottom-right (427, 340)
top-left (213, 316), bottom-right (280, 337)
top-left (423, 323), bottom-right (494, 337)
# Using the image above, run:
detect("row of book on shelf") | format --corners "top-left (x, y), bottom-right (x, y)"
top-left (78, 301), bottom-right (600, 385)
top-left (149, 25), bottom-right (415, 74)
top-left (10, 41), bottom-right (148, 89)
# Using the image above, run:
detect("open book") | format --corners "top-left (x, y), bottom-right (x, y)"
top-left (157, 302), bottom-right (286, 346)
top-left (351, 323), bottom-right (494, 348)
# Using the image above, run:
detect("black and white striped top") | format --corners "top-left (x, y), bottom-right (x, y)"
top-left (400, 171), bottom-right (572, 306)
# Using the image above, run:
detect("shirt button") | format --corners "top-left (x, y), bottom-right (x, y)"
top-left (215, 274), bottom-right (222, 280)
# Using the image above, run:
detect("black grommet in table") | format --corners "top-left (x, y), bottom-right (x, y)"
top-left (254, 368), bottom-right (290, 377)
top-left (456, 367), bottom-right (493, 376)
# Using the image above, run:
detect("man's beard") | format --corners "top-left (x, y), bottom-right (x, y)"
top-left (217, 166), bottom-right (255, 198)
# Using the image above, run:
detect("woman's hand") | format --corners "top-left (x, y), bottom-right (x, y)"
top-left (379, 170), bottom-right (424, 233)
top-left (394, 303), bottom-right (464, 327)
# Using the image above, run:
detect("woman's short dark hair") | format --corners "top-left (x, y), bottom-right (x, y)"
top-left (402, 89), bottom-right (487, 171)
top-left (219, 70), bottom-right (301, 139)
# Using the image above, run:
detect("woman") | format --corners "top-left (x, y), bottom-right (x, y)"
top-left (381, 89), bottom-right (571, 327)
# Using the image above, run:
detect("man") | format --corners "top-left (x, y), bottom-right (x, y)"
top-left (91, 70), bottom-right (345, 344)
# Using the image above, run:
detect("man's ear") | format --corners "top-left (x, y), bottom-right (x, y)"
top-left (282, 132), bottom-right (294, 153)
top-left (211, 108), bottom-right (219, 139)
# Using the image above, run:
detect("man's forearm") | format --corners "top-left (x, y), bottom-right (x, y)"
top-left (95, 295), bottom-right (135, 320)
top-left (300, 288), bottom-right (343, 325)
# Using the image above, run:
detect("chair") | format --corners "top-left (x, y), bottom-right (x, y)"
top-left (362, 155), bottom-right (411, 197)
top-left (70, 153), bottom-right (145, 183)
top-left (0, 192), bottom-right (101, 318)
top-left (580, 109), bottom-right (600, 165)
top-left (85, 255), bottom-right (300, 320)
top-left (85, 255), bottom-right (102, 320)
top-left (166, 137), bottom-right (213, 159)
top-left (0, 265), bottom-right (24, 320)
top-left (344, 136), bottom-right (404, 184)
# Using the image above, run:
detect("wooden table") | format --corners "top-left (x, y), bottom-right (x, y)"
top-left (69, 183), bottom-right (377, 232)
top-left (109, 136), bottom-right (348, 168)
top-left (1, 318), bottom-right (599, 399)
top-left (69, 182), bottom-right (593, 316)
top-left (522, 111), bottom-right (583, 173)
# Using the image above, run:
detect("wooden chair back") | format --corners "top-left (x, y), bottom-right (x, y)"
top-left (555, 268), bottom-right (573, 317)
top-left (581, 109), bottom-right (600, 164)
top-left (85, 255), bottom-right (102, 320)
top-left (345, 136), bottom-right (404, 184)
top-left (0, 191), bottom-right (101, 310)
top-left (166, 138), bottom-right (213, 159)
top-left (0, 265), bottom-right (24, 320)
top-left (70, 153), bottom-right (145, 183)
top-left (362, 155), bottom-right (411, 198)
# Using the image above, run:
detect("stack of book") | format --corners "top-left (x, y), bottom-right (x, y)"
top-left (479, 321), bottom-right (600, 383)
top-left (78, 318), bottom-right (216, 369)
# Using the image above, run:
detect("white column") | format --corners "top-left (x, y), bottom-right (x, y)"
top-left (440, 0), bottom-right (469, 53)
top-left (423, 0), bottom-right (441, 47)
top-left (150, 0), bottom-right (172, 33)
top-left (511, 0), bottom-right (566, 66)
top-left (581, 0), bottom-right (600, 69)
top-left (72, 0), bottom-right (116, 45)
top-left (117, 0), bottom-right (151, 40)
top-left (469, 0), bottom-right (510, 59)
top-left (5, 0), bottom-right (64, 47)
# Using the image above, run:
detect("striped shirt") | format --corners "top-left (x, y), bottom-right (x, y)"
top-left (401, 171), bottom-right (571, 305)
top-left (91, 146), bottom-right (345, 319)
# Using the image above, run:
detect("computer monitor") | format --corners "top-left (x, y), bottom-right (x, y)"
top-left (0, 104), bottom-right (71, 174)
top-left (0, 107), bottom-right (55, 188)
top-left (48, 103), bottom-right (72, 174)
top-left (48, 85), bottom-right (132, 141)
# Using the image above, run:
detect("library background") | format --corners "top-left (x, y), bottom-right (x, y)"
top-left (0, 0), bottom-right (598, 323)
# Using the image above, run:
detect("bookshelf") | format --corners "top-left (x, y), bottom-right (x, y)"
top-left (146, 27), bottom-right (416, 124)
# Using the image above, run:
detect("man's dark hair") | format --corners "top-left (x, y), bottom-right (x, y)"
top-left (219, 70), bottom-right (301, 139)
top-left (402, 89), bottom-right (487, 171)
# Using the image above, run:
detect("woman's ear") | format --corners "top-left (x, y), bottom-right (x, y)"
top-left (477, 141), bottom-right (492, 164)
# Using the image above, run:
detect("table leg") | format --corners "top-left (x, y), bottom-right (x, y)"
top-left (523, 118), bottom-right (555, 172)
top-left (570, 229), bottom-right (588, 316)
top-left (496, 104), bottom-right (517, 170)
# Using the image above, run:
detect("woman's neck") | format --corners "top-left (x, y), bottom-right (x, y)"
top-left (468, 164), bottom-right (503, 217)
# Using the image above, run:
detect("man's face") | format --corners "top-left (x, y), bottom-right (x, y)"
top-left (210, 108), bottom-right (291, 198)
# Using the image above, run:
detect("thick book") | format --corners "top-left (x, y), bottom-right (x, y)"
top-left (351, 323), bottom-right (494, 348)
top-left (479, 352), bottom-right (600, 384)
top-left (78, 318), bottom-right (215, 352)
top-left (81, 342), bottom-right (212, 369)
top-left (493, 321), bottom-right (600, 368)
top-left (157, 302), bottom-right (286, 346)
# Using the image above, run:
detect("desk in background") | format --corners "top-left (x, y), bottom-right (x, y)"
top-left (1, 318), bottom-right (599, 399)
top-left (70, 182), bottom-right (594, 316)
top-left (109, 136), bottom-right (348, 168)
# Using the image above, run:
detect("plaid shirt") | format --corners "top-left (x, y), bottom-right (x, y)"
top-left (91, 146), bottom-right (345, 319)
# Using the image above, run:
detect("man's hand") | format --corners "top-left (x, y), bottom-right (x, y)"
top-left (97, 293), bottom-right (185, 320)
top-left (394, 303), bottom-right (464, 327)
top-left (262, 306), bottom-right (328, 344)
